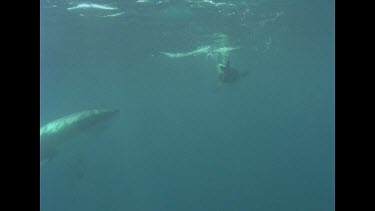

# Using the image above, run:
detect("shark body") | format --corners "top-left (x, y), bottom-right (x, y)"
top-left (40, 109), bottom-right (119, 168)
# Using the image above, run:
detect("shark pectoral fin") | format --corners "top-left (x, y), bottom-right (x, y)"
top-left (40, 159), bottom-right (49, 168)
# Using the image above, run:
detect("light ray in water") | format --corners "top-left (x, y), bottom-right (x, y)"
top-left (67, 3), bottom-right (117, 11)
top-left (99, 12), bottom-right (126, 18)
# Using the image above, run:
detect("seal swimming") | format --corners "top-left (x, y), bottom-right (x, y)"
top-left (40, 108), bottom-right (119, 168)
top-left (217, 60), bottom-right (248, 85)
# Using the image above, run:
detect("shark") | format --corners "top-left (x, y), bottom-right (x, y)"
top-left (40, 108), bottom-right (119, 168)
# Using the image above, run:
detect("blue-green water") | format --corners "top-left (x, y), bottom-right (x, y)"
top-left (40, 0), bottom-right (334, 210)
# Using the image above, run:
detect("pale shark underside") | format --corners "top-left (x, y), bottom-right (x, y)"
top-left (40, 109), bottom-right (119, 168)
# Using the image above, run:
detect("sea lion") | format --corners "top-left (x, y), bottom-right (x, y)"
top-left (217, 60), bottom-right (247, 85)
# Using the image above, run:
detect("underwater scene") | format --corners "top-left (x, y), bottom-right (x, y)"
top-left (40, 0), bottom-right (335, 210)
